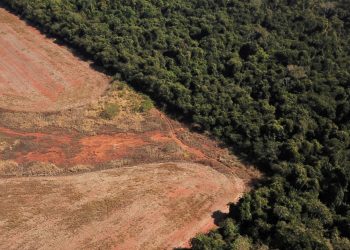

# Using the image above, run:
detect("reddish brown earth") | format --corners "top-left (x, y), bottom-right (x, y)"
top-left (0, 109), bottom-right (258, 181)
top-left (0, 109), bottom-right (259, 248)
top-left (0, 7), bottom-right (260, 250)
top-left (0, 7), bottom-right (108, 112)
top-left (0, 163), bottom-right (244, 250)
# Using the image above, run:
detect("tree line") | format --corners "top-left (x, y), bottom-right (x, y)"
top-left (2, 0), bottom-right (350, 249)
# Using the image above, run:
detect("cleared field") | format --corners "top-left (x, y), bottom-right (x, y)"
top-left (0, 162), bottom-right (243, 249)
top-left (0, 8), bottom-right (108, 112)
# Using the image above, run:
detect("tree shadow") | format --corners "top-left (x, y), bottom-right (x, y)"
top-left (211, 210), bottom-right (228, 226)
top-left (173, 209), bottom-right (229, 250)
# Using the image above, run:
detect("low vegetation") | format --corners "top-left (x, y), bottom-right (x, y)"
top-left (101, 103), bottom-right (119, 120)
top-left (2, 0), bottom-right (350, 249)
top-left (138, 96), bottom-right (154, 113)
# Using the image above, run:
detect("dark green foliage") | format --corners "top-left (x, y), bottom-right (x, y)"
top-left (191, 231), bottom-right (227, 250)
top-left (2, 0), bottom-right (350, 248)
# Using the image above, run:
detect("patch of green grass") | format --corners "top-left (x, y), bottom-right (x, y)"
top-left (138, 96), bottom-right (154, 113)
top-left (110, 81), bottom-right (126, 91)
top-left (101, 103), bottom-right (119, 120)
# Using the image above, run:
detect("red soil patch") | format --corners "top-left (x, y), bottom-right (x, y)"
top-left (0, 8), bottom-right (108, 112)
top-left (71, 134), bottom-right (147, 165)
top-left (0, 126), bottom-right (178, 166)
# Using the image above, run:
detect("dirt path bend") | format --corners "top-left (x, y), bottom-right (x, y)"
top-left (0, 162), bottom-right (242, 250)
top-left (0, 7), bottom-right (108, 112)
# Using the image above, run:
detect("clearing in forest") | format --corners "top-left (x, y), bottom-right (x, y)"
top-left (0, 7), bottom-right (259, 249)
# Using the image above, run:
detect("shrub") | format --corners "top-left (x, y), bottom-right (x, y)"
top-left (138, 96), bottom-right (154, 113)
top-left (101, 103), bottom-right (119, 120)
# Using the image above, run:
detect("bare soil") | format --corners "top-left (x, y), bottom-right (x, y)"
top-left (0, 7), bottom-right (260, 250)
top-left (0, 163), bottom-right (243, 250)
top-left (0, 8), bottom-right (108, 112)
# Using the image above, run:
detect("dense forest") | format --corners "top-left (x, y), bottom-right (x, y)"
top-left (2, 0), bottom-right (350, 249)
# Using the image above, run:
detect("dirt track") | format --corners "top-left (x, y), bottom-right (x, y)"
top-left (0, 7), bottom-right (108, 112)
top-left (0, 7), bottom-right (260, 249)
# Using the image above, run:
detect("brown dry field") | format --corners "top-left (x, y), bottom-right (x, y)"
top-left (0, 162), bottom-right (244, 250)
top-left (0, 7), bottom-right (260, 250)
top-left (0, 7), bottom-right (108, 112)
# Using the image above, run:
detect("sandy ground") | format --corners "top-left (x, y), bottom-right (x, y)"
top-left (0, 6), bottom-right (260, 250)
top-left (0, 163), bottom-right (244, 250)
top-left (0, 7), bottom-right (108, 112)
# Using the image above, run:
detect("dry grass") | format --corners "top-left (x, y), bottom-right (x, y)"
top-left (0, 137), bottom-right (20, 153)
top-left (0, 160), bottom-right (64, 176)
top-left (25, 162), bottom-right (63, 176)
top-left (0, 163), bottom-right (246, 250)
top-left (0, 83), bottom-right (157, 134)
top-left (68, 164), bottom-right (94, 173)
top-left (0, 160), bottom-right (21, 176)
